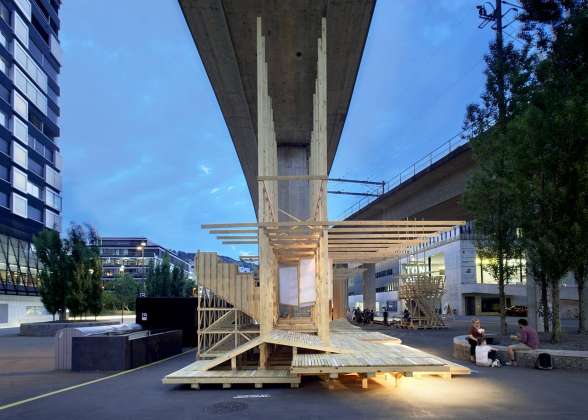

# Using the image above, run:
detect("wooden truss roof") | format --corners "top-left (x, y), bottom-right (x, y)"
top-left (203, 220), bottom-right (464, 263)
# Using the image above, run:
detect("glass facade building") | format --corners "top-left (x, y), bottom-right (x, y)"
top-left (0, 0), bottom-right (62, 297)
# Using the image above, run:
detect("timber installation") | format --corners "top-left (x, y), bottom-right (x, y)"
top-left (165, 0), bottom-right (470, 389)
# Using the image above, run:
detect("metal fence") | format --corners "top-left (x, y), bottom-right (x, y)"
top-left (339, 133), bottom-right (470, 220)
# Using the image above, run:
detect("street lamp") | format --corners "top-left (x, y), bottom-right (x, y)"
top-left (118, 265), bottom-right (125, 323)
top-left (137, 242), bottom-right (146, 284)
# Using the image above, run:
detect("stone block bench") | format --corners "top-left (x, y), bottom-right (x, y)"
top-left (453, 335), bottom-right (588, 370)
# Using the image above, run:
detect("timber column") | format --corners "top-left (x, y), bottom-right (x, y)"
top-left (310, 18), bottom-right (330, 342)
top-left (257, 17), bottom-right (278, 337)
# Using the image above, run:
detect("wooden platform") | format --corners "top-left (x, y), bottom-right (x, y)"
top-left (163, 321), bottom-right (469, 388)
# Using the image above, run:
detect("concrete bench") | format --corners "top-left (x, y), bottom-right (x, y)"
top-left (453, 335), bottom-right (588, 370)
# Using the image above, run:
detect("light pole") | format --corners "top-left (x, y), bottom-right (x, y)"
top-left (119, 265), bottom-right (125, 323)
top-left (137, 241), bottom-right (146, 292)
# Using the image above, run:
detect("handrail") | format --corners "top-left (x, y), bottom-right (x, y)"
top-left (339, 132), bottom-right (470, 220)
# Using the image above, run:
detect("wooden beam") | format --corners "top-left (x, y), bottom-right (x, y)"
top-left (216, 236), bottom-right (258, 240)
top-left (202, 220), bottom-right (464, 229)
top-left (208, 229), bottom-right (259, 234)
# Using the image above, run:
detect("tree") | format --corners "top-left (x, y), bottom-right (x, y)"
top-left (34, 230), bottom-right (69, 321)
top-left (462, 32), bottom-right (534, 335)
top-left (33, 224), bottom-right (104, 321)
top-left (64, 224), bottom-right (104, 319)
top-left (509, 1), bottom-right (588, 341)
top-left (110, 272), bottom-right (139, 322)
top-left (170, 265), bottom-right (184, 297)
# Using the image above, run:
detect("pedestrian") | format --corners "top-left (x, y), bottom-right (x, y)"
top-left (507, 319), bottom-right (539, 366)
top-left (467, 319), bottom-right (485, 363)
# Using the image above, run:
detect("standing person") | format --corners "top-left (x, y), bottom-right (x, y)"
top-left (467, 319), bottom-right (485, 362)
top-left (507, 319), bottom-right (539, 366)
top-left (383, 309), bottom-right (388, 326)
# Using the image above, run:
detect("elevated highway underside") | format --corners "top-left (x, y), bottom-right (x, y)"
top-left (179, 0), bottom-right (376, 210)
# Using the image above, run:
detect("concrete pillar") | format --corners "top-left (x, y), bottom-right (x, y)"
top-left (277, 146), bottom-right (309, 221)
top-left (526, 264), bottom-right (544, 332)
top-left (362, 264), bottom-right (376, 310)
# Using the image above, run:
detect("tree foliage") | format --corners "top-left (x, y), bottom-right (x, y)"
top-left (145, 253), bottom-right (192, 297)
top-left (34, 230), bottom-right (69, 321)
top-left (465, 1), bottom-right (588, 342)
top-left (462, 35), bottom-right (534, 335)
top-left (33, 223), bottom-right (104, 320)
top-left (109, 272), bottom-right (139, 312)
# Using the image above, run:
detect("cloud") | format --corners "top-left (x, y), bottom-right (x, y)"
top-left (200, 165), bottom-right (211, 175)
top-left (210, 187), bottom-right (221, 194)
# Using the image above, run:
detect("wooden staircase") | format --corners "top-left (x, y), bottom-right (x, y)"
top-left (196, 252), bottom-right (260, 320)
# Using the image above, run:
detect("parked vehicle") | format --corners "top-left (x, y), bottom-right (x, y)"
top-left (505, 305), bottom-right (528, 317)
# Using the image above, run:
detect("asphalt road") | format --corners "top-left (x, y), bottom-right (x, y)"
top-left (1, 319), bottom-right (587, 419)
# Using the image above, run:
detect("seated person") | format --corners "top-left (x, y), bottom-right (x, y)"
top-left (507, 318), bottom-right (539, 366)
top-left (467, 319), bottom-right (485, 362)
top-left (475, 338), bottom-right (499, 367)
top-left (403, 309), bottom-right (411, 322)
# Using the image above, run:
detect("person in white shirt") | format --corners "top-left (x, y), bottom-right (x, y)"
top-left (475, 339), bottom-right (496, 367)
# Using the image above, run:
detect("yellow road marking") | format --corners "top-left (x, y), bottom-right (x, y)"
top-left (0, 348), bottom-right (195, 411)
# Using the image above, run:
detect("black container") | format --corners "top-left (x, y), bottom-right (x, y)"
top-left (135, 297), bottom-right (197, 347)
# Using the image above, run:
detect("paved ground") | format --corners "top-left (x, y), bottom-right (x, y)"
top-left (1, 318), bottom-right (587, 419)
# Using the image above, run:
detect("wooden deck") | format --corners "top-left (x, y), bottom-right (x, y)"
top-left (163, 321), bottom-right (469, 388)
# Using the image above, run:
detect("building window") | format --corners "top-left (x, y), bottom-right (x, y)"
top-left (28, 156), bottom-right (42, 177)
top-left (0, 110), bottom-right (6, 129)
top-left (0, 3), bottom-right (9, 25)
top-left (0, 137), bottom-right (8, 155)
top-left (27, 180), bottom-right (40, 199)
top-left (0, 56), bottom-right (6, 74)
top-left (14, 0), bottom-right (32, 21)
top-left (28, 203), bottom-right (42, 222)
top-left (12, 141), bottom-right (28, 169)
top-left (13, 91), bottom-right (28, 120)
top-left (14, 40), bottom-right (47, 92)
top-left (12, 192), bottom-right (27, 218)
top-left (13, 116), bottom-right (28, 143)
top-left (0, 31), bottom-right (6, 49)
top-left (14, 67), bottom-right (47, 114)
top-left (14, 13), bottom-right (29, 49)
top-left (12, 166), bottom-right (27, 192)
top-left (0, 190), bottom-right (7, 208)
top-left (45, 187), bottom-right (60, 210)
top-left (45, 165), bottom-right (60, 189)
top-left (0, 163), bottom-right (8, 181)
top-left (45, 208), bottom-right (60, 231)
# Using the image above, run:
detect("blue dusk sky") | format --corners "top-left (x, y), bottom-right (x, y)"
top-left (59, 0), bottom-right (498, 258)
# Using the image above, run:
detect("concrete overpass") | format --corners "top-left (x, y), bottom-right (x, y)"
top-left (179, 0), bottom-right (376, 211)
top-left (347, 143), bottom-right (475, 222)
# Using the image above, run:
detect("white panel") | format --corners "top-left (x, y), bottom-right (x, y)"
top-left (14, 0), bottom-right (32, 21)
top-left (13, 90), bottom-right (28, 119)
top-left (13, 13), bottom-right (28, 48)
top-left (12, 192), bottom-right (27, 218)
top-left (12, 140), bottom-right (28, 168)
top-left (279, 266), bottom-right (298, 306)
top-left (13, 116), bottom-right (28, 143)
top-left (12, 167), bottom-right (27, 192)
top-left (299, 258), bottom-right (316, 306)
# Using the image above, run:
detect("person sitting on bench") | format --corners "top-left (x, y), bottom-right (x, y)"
top-left (507, 319), bottom-right (539, 366)
top-left (467, 319), bottom-right (485, 362)
top-left (475, 338), bottom-right (499, 367)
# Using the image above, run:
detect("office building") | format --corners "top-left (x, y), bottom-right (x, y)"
top-left (98, 237), bottom-right (192, 286)
top-left (0, 0), bottom-right (62, 326)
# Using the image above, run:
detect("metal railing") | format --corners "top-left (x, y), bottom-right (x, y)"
top-left (339, 132), bottom-right (470, 220)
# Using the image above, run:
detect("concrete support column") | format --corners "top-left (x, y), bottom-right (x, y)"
top-left (362, 264), bottom-right (376, 310)
top-left (526, 264), bottom-right (544, 332)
